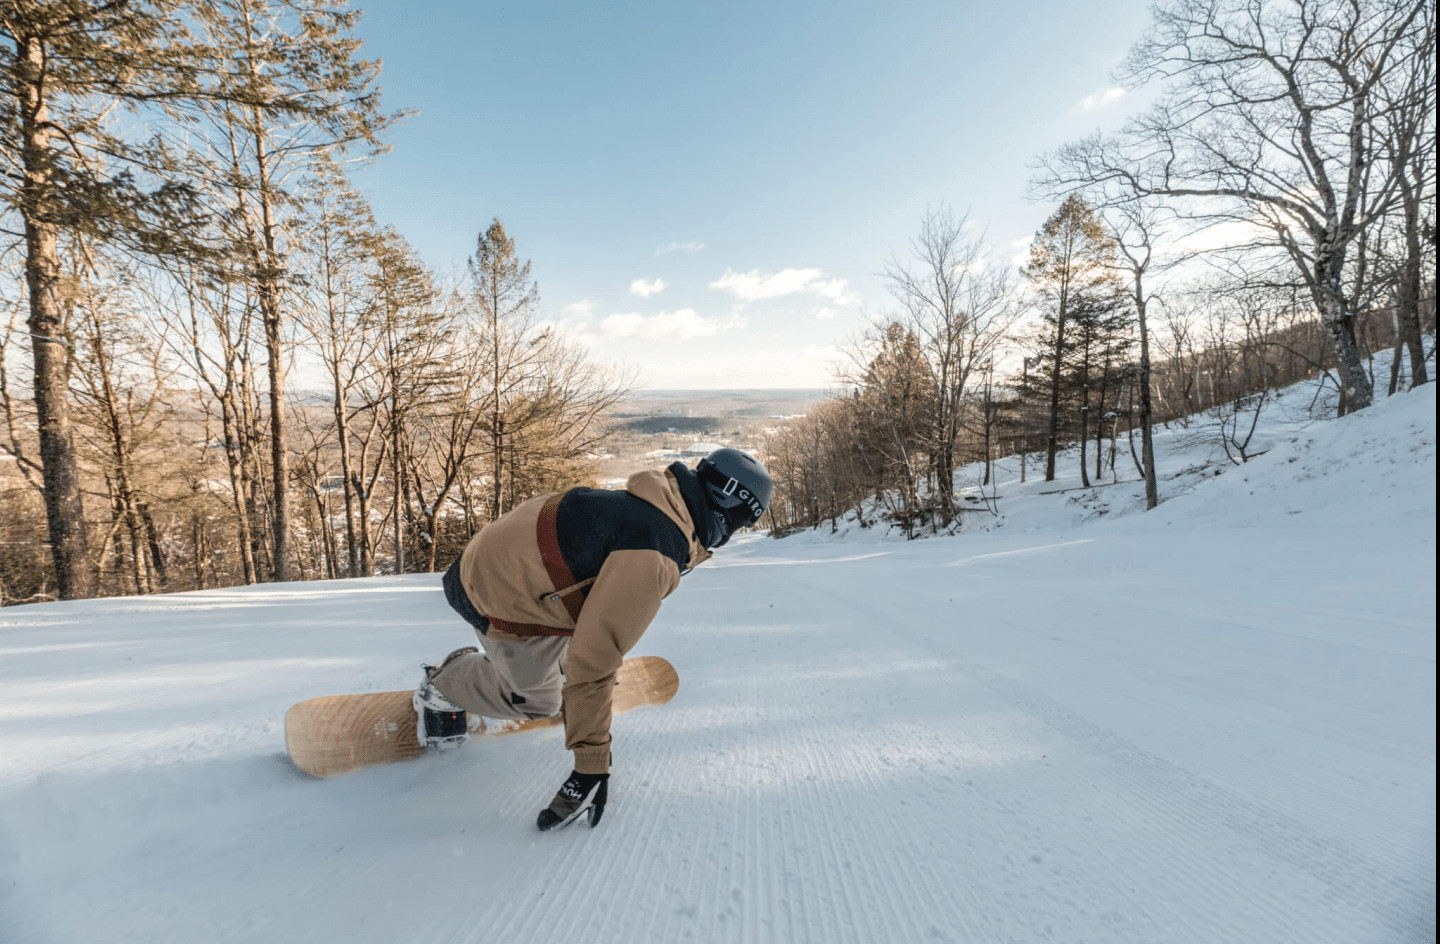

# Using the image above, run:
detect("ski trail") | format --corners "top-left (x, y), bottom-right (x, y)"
top-left (733, 547), bottom-right (1415, 943)
top-left (1, 385), bottom-right (1432, 944)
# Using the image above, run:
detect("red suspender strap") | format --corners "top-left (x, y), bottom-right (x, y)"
top-left (487, 616), bottom-right (573, 638)
top-left (537, 492), bottom-right (585, 623)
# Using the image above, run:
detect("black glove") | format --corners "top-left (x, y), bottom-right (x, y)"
top-left (537, 770), bottom-right (609, 831)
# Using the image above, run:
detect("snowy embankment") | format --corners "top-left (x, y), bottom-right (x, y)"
top-left (1, 384), bottom-right (1435, 944)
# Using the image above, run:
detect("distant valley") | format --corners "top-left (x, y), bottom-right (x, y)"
top-left (597, 388), bottom-right (833, 484)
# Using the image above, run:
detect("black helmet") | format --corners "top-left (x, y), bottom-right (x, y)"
top-left (695, 447), bottom-right (773, 546)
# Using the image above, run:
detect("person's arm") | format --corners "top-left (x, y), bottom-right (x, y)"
top-left (560, 549), bottom-right (680, 774)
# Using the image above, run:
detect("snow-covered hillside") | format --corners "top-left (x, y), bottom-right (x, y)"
top-left (2, 384), bottom-right (1434, 944)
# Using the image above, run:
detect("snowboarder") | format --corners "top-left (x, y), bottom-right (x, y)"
top-left (414, 447), bottom-right (773, 831)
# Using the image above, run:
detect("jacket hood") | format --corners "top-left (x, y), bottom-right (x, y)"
top-left (625, 468), bottom-right (713, 569)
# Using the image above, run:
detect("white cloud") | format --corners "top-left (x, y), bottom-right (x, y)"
top-left (1079, 87), bottom-right (1126, 112)
top-left (599, 308), bottom-right (738, 340)
top-left (709, 267), bottom-right (859, 306)
top-left (561, 299), bottom-right (596, 318)
top-left (810, 277), bottom-right (855, 302)
top-left (655, 241), bottom-right (706, 256)
top-left (629, 277), bottom-right (667, 298)
top-left (711, 267), bottom-right (818, 300)
top-left (815, 308), bottom-right (837, 321)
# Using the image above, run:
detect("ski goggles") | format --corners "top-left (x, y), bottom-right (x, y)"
top-left (699, 469), bottom-right (766, 530)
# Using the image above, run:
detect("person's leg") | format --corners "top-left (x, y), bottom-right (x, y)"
top-left (428, 633), bottom-right (568, 721)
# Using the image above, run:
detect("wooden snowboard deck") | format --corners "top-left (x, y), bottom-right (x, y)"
top-left (284, 655), bottom-right (678, 778)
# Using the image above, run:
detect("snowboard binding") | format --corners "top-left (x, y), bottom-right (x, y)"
top-left (413, 667), bottom-right (469, 751)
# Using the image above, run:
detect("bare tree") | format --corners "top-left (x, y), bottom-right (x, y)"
top-left (1044, 0), bottom-right (1431, 415)
top-left (403, 296), bottom-right (487, 573)
top-left (188, 0), bottom-right (394, 581)
top-left (148, 251), bottom-right (267, 585)
top-left (884, 207), bottom-right (1019, 526)
top-left (0, 1), bottom-right (199, 598)
top-left (1374, 2), bottom-right (1435, 387)
top-left (0, 266), bottom-right (41, 492)
top-left (295, 159), bottom-right (383, 577)
top-left (1106, 203), bottom-right (1165, 508)
top-left (69, 245), bottom-right (171, 594)
top-left (765, 399), bottom-right (867, 535)
top-left (364, 229), bottom-right (446, 574)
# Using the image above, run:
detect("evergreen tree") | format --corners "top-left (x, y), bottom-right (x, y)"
top-left (1022, 195), bottom-right (1128, 482)
top-left (468, 219), bottom-right (542, 521)
top-left (851, 322), bottom-right (935, 536)
top-left (188, 0), bottom-right (394, 581)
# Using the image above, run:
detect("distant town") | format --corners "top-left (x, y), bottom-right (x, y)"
top-left (594, 388), bottom-right (832, 486)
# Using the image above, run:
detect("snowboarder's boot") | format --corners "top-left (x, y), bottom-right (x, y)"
top-left (413, 648), bottom-right (475, 750)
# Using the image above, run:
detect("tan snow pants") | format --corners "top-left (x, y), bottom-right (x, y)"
top-left (428, 627), bottom-right (569, 722)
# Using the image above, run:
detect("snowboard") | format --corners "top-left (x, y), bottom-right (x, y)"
top-left (284, 655), bottom-right (678, 778)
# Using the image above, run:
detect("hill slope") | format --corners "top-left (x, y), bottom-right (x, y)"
top-left (1, 385), bottom-right (1434, 944)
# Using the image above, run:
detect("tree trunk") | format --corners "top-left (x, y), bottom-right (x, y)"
top-left (191, 512), bottom-right (208, 590)
top-left (217, 387), bottom-right (259, 584)
top-left (82, 300), bottom-right (153, 594)
top-left (1044, 308), bottom-right (1067, 482)
top-left (490, 278), bottom-right (504, 520)
top-left (239, 8), bottom-right (292, 581)
top-left (391, 405), bottom-right (405, 575)
top-left (333, 384), bottom-right (359, 577)
top-left (1315, 256), bottom-right (1374, 415)
top-left (1135, 289), bottom-right (1158, 510)
top-left (351, 423), bottom-right (381, 577)
top-left (19, 34), bottom-right (93, 599)
top-left (1394, 173), bottom-right (1429, 387)
top-left (255, 181), bottom-right (291, 581)
top-left (1094, 356), bottom-right (1109, 484)
top-left (1078, 335), bottom-right (1092, 489)
top-left (140, 502), bottom-right (167, 590)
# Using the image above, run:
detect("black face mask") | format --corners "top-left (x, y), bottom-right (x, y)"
top-left (704, 499), bottom-right (761, 549)
top-left (706, 509), bottom-right (731, 549)
top-left (670, 461), bottom-right (728, 550)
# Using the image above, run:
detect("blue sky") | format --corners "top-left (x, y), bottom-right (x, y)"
top-left (350, 0), bottom-right (1152, 388)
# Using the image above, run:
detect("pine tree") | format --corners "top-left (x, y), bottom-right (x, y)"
top-left (850, 322), bottom-right (935, 537)
top-left (468, 219), bottom-right (542, 521)
top-left (187, 0), bottom-right (394, 581)
top-left (1022, 195), bottom-right (1128, 482)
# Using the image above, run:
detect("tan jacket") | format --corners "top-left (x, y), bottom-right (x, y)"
top-left (457, 469), bottom-right (710, 773)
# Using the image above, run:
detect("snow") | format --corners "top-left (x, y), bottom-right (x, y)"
top-left (1, 384), bottom-right (1435, 944)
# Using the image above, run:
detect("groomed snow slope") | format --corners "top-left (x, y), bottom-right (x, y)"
top-left (1, 384), bottom-right (1434, 944)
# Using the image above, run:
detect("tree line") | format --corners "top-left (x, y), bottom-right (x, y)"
top-left (1, 0), bottom-right (1433, 601)
top-left (1, 1), bottom-right (622, 604)
top-left (764, 0), bottom-right (1433, 537)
